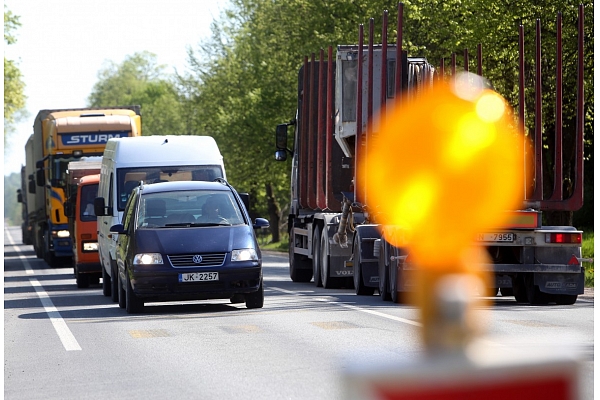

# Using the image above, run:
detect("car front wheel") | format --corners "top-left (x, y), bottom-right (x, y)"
top-left (245, 281), bottom-right (264, 309)
top-left (125, 271), bottom-right (144, 314)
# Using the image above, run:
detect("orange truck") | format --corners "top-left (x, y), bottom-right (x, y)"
top-left (65, 160), bottom-right (102, 288)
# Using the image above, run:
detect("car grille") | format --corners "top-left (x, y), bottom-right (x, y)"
top-left (167, 253), bottom-right (227, 268)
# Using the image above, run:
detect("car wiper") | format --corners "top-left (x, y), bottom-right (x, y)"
top-left (164, 223), bottom-right (194, 227)
top-left (188, 222), bottom-right (230, 227)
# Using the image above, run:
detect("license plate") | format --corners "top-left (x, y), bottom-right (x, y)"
top-left (476, 233), bottom-right (514, 242)
top-left (179, 272), bottom-right (219, 282)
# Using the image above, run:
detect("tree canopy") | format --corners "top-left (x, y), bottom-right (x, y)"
top-left (4, 6), bottom-right (27, 144)
top-left (87, 51), bottom-right (187, 136)
top-left (87, 0), bottom-right (594, 233)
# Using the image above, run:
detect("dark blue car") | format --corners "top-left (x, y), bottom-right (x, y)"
top-left (109, 180), bottom-right (269, 313)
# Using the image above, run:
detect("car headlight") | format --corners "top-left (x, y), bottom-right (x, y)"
top-left (52, 230), bottom-right (70, 238)
top-left (82, 242), bottom-right (99, 252)
top-left (133, 253), bottom-right (164, 265)
top-left (231, 248), bottom-right (258, 262)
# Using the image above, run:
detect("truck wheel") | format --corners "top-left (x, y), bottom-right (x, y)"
top-left (110, 259), bottom-right (119, 303)
top-left (378, 242), bottom-right (391, 301)
top-left (245, 281), bottom-right (264, 309)
top-left (312, 226), bottom-right (323, 287)
top-left (512, 275), bottom-right (528, 303)
top-left (320, 228), bottom-right (338, 289)
top-left (554, 294), bottom-right (578, 305)
top-left (289, 227), bottom-right (312, 283)
top-left (389, 246), bottom-right (401, 303)
top-left (125, 271), bottom-right (144, 314)
top-left (102, 264), bottom-right (112, 297)
top-left (353, 236), bottom-right (375, 296)
top-left (525, 274), bottom-right (549, 305)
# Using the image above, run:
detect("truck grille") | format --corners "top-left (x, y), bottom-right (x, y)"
top-left (167, 253), bottom-right (226, 268)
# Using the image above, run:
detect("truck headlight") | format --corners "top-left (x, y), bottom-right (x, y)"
top-left (133, 253), bottom-right (164, 265)
top-left (231, 248), bottom-right (258, 262)
top-left (82, 242), bottom-right (99, 252)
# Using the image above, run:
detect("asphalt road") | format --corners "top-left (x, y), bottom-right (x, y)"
top-left (4, 225), bottom-right (595, 399)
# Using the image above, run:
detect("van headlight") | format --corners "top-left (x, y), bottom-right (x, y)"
top-left (133, 253), bottom-right (164, 265)
top-left (231, 249), bottom-right (258, 262)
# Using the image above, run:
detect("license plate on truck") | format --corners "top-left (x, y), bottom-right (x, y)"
top-left (476, 233), bottom-right (514, 242)
top-left (179, 272), bottom-right (219, 282)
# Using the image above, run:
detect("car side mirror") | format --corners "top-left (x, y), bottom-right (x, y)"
top-left (17, 191), bottom-right (23, 203)
top-left (109, 224), bottom-right (127, 235)
top-left (253, 218), bottom-right (270, 230)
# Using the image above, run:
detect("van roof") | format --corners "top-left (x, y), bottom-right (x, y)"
top-left (104, 135), bottom-right (223, 168)
top-left (138, 180), bottom-right (231, 195)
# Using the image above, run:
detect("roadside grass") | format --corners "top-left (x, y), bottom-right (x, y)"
top-left (257, 232), bottom-right (288, 252)
top-left (582, 230), bottom-right (594, 287)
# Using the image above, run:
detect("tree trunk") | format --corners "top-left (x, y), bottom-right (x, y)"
top-left (265, 183), bottom-right (280, 242)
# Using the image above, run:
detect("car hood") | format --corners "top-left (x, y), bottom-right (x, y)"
top-left (133, 225), bottom-right (258, 255)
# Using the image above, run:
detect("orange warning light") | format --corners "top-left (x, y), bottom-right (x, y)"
top-left (361, 74), bottom-right (527, 271)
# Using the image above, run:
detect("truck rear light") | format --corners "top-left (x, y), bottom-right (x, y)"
top-left (544, 233), bottom-right (581, 244)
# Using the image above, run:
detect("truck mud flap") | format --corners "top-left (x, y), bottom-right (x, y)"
top-left (534, 270), bottom-right (584, 295)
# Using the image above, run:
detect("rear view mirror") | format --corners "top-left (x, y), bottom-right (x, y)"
top-left (94, 197), bottom-right (109, 216)
top-left (36, 169), bottom-right (44, 187)
top-left (275, 124), bottom-right (288, 150)
top-left (253, 218), bottom-right (270, 230)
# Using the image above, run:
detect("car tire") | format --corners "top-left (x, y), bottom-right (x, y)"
top-left (125, 271), bottom-right (144, 314)
top-left (245, 281), bottom-right (264, 309)
top-left (110, 259), bottom-right (119, 303)
top-left (118, 273), bottom-right (126, 309)
top-left (102, 264), bottom-right (112, 297)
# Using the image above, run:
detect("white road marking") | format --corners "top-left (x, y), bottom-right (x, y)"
top-left (5, 228), bottom-right (82, 351)
top-left (270, 286), bottom-right (422, 327)
top-left (5, 229), bottom-right (34, 275)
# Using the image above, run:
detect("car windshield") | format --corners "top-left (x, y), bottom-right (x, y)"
top-left (136, 190), bottom-right (245, 229)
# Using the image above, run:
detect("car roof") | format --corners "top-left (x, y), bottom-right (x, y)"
top-left (138, 180), bottom-right (233, 195)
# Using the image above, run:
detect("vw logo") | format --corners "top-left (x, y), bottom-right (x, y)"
top-left (192, 255), bottom-right (203, 264)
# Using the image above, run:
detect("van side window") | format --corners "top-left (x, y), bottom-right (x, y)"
top-left (108, 173), bottom-right (114, 212)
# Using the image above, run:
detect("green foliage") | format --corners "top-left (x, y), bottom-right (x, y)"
top-left (4, 172), bottom-right (23, 226)
top-left (582, 230), bottom-right (593, 287)
top-left (4, 6), bottom-right (27, 141)
top-left (87, 52), bottom-right (187, 136)
top-left (86, 0), bottom-right (593, 238)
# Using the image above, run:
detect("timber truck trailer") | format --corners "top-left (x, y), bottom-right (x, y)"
top-left (275, 3), bottom-right (587, 305)
top-left (26, 106), bottom-right (142, 268)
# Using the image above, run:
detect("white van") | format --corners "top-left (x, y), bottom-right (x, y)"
top-left (94, 135), bottom-right (226, 301)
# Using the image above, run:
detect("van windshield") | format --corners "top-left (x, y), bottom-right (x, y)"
top-left (116, 165), bottom-right (224, 211)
